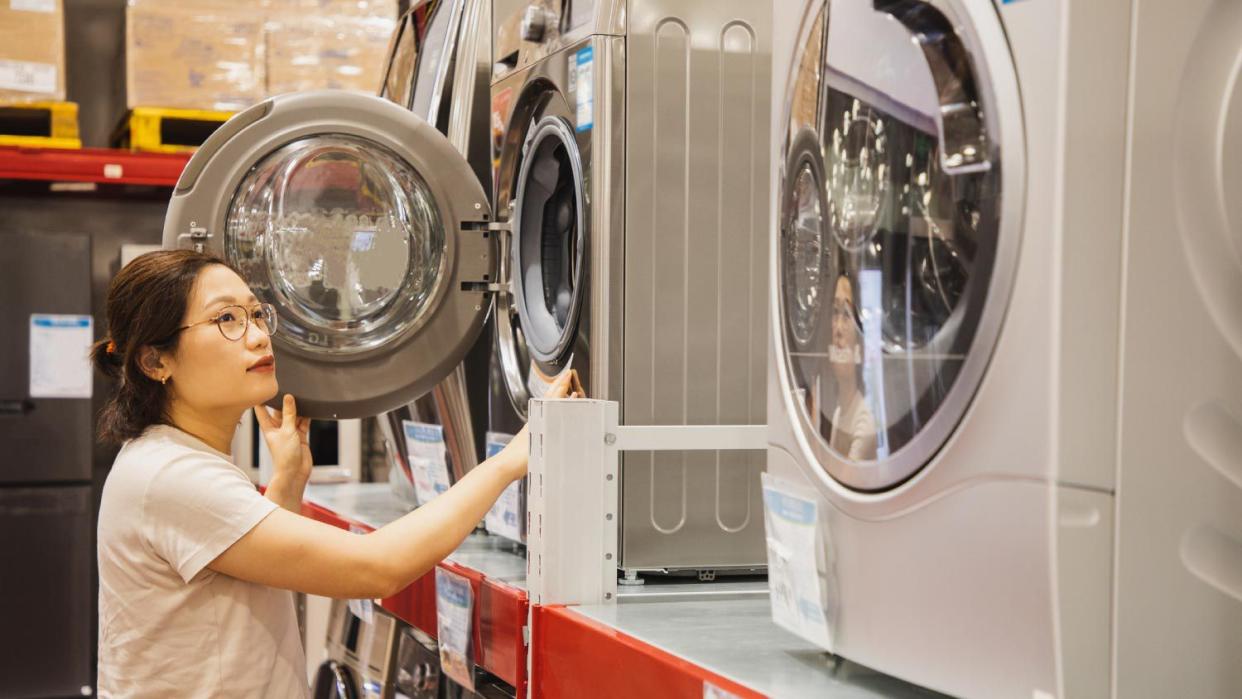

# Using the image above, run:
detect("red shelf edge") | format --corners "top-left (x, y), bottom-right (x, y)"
top-left (0, 146), bottom-right (190, 187)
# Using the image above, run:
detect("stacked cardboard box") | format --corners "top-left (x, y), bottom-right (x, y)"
top-left (125, 0), bottom-right (398, 111)
top-left (0, 0), bottom-right (67, 104)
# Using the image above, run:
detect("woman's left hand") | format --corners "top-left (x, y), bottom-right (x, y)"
top-left (255, 394), bottom-right (312, 490)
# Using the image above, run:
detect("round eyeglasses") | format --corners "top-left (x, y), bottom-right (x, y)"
top-left (178, 303), bottom-right (279, 341)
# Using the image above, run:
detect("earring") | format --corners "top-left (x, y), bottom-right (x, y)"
top-left (161, 376), bottom-right (169, 385)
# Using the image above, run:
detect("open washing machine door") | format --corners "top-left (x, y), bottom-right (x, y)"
top-left (493, 88), bottom-right (589, 420)
top-left (163, 91), bottom-right (495, 420)
top-left (774, 0), bottom-right (1022, 492)
top-left (312, 660), bottom-right (360, 699)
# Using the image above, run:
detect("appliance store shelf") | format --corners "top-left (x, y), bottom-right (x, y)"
top-left (0, 146), bottom-right (189, 186)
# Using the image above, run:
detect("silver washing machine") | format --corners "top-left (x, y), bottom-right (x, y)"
top-left (313, 601), bottom-right (399, 699)
top-left (768, 0), bottom-right (1242, 697)
top-left (489, 0), bottom-right (772, 575)
top-left (373, 0), bottom-right (501, 492)
top-left (161, 87), bottom-right (497, 420)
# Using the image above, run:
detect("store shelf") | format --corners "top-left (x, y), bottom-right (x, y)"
top-left (0, 146), bottom-right (189, 187)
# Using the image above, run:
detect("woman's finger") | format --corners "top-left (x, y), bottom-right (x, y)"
top-left (282, 394), bottom-right (296, 431)
top-left (253, 405), bottom-right (273, 431)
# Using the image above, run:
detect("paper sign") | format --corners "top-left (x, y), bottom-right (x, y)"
top-left (761, 472), bottom-right (835, 651)
top-left (29, 315), bottom-right (93, 399)
top-left (0, 59), bottom-right (57, 94)
top-left (704, 681), bottom-right (745, 699)
top-left (435, 568), bottom-right (475, 691)
top-left (574, 46), bottom-right (594, 131)
top-left (403, 420), bottom-right (452, 506)
top-left (483, 433), bottom-right (523, 543)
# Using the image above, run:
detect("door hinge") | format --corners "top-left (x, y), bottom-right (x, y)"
top-left (179, 225), bottom-right (210, 253)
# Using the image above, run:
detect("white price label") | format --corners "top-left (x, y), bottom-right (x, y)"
top-left (761, 473), bottom-right (835, 652)
top-left (11, 0), bottom-right (56, 13)
top-left (436, 568), bottom-right (475, 691)
top-left (29, 315), bottom-right (92, 399)
top-left (402, 421), bottom-right (452, 506)
top-left (483, 433), bottom-right (523, 543)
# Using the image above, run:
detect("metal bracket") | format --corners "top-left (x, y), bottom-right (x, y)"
top-left (178, 225), bottom-right (210, 253)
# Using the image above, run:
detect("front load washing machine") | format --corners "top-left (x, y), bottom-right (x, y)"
top-left (767, 0), bottom-right (1242, 697)
top-left (313, 601), bottom-right (399, 699)
top-left (488, 0), bottom-right (772, 574)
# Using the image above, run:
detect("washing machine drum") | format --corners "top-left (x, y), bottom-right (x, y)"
top-left (312, 660), bottom-right (359, 699)
top-left (775, 0), bottom-right (1020, 491)
top-left (510, 116), bottom-right (587, 366)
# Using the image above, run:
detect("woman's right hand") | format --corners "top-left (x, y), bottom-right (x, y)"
top-left (495, 370), bottom-right (583, 481)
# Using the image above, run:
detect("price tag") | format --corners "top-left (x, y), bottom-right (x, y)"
top-left (483, 433), bottom-right (523, 542)
top-left (761, 472), bottom-right (835, 652)
top-left (403, 420), bottom-right (452, 506)
top-left (435, 568), bottom-right (475, 691)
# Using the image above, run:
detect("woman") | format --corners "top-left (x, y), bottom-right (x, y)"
top-left (93, 250), bottom-right (579, 698)
top-left (826, 273), bottom-right (878, 461)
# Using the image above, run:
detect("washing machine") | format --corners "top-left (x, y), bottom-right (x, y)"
top-left (313, 601), bottom-right (399, 699)
top-left (373, 0), bottom-right (501, 493)
top-left (488, 0), bottom-right (772, 574)
top-left (767, 0), bottom-right (1242, 697)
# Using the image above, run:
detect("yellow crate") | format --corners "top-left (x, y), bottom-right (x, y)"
top-left (0, 101), bottom-right (81, 149)
top-left (119, 106), bottom-right (235, 154)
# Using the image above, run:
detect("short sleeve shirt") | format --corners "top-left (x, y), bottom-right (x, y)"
top-left (96, 424), bottom-right (309, 698)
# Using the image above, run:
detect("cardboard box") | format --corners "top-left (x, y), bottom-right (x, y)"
top-left (125, 2), bottom-right (266, 111)
top-left (265, 15), bottom-right (397, 96)
top-left (0, 0), bottom-right (67, 103)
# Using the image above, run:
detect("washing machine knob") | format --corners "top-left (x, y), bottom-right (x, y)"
top-left (521, 5), bottom-right (551, 42)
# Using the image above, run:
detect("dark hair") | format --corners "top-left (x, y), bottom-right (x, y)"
top-left (91, 250), bottom-right (239, 445)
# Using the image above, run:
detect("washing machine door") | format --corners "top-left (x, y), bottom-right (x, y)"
top-left (163, 91), bottom-right (495, 419)
top-left (775, 0), bottom-right (1023, 491)
top-left (496, 110), bottom-right (588, 418)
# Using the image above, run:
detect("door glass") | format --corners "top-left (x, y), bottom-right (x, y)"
top-left (779, 0), bottom-right (1001, 474)
top-left (226, 134), bottom-right (446, 355)
top-left (410, 0), bottom-right (455, 121)
top-left (382, 15), bottom-right (417, 106)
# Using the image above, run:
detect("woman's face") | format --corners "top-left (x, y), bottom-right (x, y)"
top-left (163, 265), bottom-right (278, 414)
top-left (830, 275), bottom-right (859, 384)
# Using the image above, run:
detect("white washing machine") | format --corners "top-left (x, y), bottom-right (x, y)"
top-left (767, 0), bottom-right (1241, 697)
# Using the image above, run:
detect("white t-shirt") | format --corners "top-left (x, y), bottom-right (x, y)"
top-left (97, 424), bottom-right (309, 698)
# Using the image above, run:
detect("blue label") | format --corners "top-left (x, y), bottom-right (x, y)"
top-left (404, 422), bottom-right (443, 443)
top-left (763, 488), bottom-right (817, 525)
top-left (575, 46), bottom-right (594, 132)
top-left (32, 315), bottom-right (90, 328)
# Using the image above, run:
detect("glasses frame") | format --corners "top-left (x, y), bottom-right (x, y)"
top-left (177, 303), bottom-right (278, 342)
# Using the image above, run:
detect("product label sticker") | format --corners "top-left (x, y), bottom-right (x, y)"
top-left (11, 0), bottom-right (56, 13)
top-left (574, 46), bottom-right (593, 132)
top-left (435, 567), bottom-right (475, 691)
top-left (0, 59), bottom-right (56, 94)
top-left (29, 314), bottom-right (92, 399)
top-left (483, 433), bottom-right (523, 543)
top-left (403, 420), bottom-right (452, 506)
top-left (761, 472), bottom-right (835, 652)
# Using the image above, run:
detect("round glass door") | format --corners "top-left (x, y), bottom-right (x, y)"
top-left (227, 134), bottom-right (446, 356)
top-left (776, 0), bottom-right (1021, 491)
top-left (163, 91), bottom-right (494, 419)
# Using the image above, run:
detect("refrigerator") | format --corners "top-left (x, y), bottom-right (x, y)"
top-left (0, 232), bottom-right (95, 697)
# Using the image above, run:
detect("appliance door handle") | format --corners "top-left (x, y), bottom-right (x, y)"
top-left (0, 399), bottom-right (35, 416)
top-left (873, 0), bottom-right (992, 175)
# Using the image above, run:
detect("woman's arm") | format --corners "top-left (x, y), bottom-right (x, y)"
top-left (209, 447), bottom-right (521, 599)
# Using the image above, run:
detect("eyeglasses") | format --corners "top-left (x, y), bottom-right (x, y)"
top-left (178, 303), bottom-right (278, 341)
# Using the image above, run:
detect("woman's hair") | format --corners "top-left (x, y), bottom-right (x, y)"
top-left (91, 250), bottom-right (239, 445)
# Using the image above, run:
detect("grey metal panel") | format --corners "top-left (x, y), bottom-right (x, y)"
top-left (621, 0), bottom-right (771, 570)
top-left (0, 232), bottom-right (92, 485)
